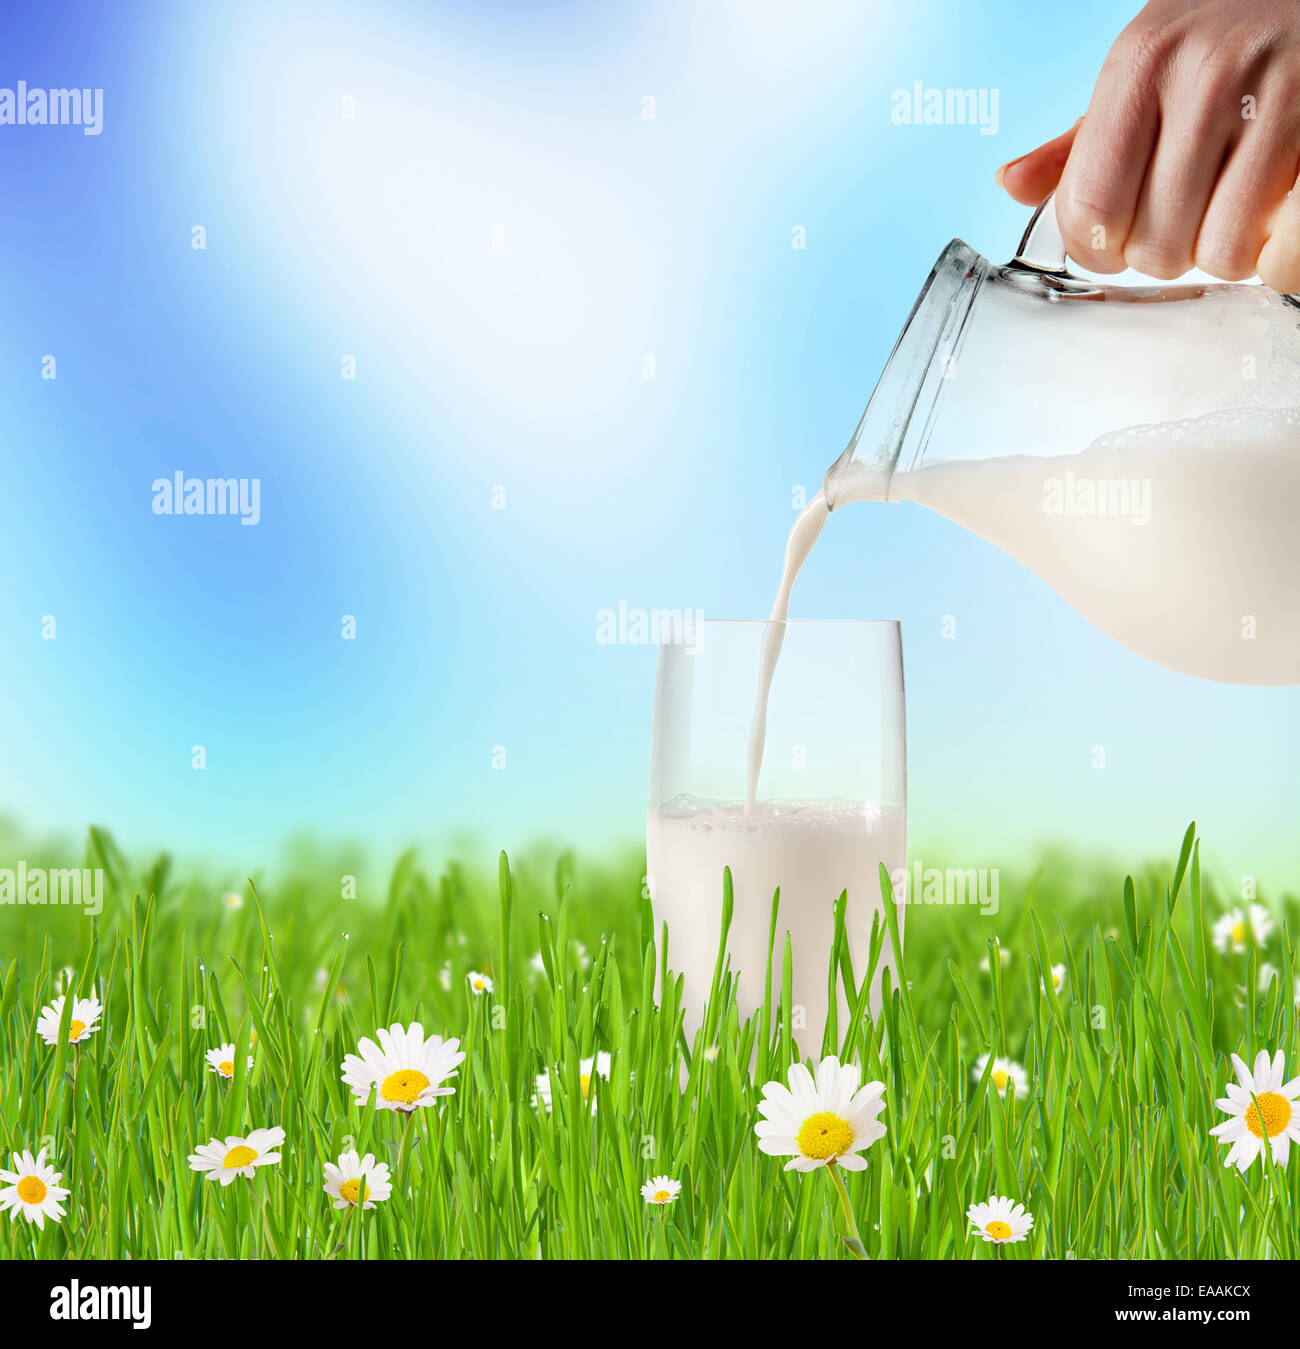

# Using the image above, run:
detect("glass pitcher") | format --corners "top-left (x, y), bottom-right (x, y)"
top-left (824, 198), bottom-right (1300, 686)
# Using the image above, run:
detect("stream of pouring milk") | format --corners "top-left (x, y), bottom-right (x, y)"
top-left (743, 491), bottom-right (830, 812)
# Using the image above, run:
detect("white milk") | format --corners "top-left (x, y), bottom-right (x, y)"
top-left (646, 795), bottom-right (905, 1051)
top-left (839, 407), bottom-right (1300, 685)
top-left (744, 492), bottom-right (829, 812)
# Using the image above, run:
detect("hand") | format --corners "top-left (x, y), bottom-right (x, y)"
top-left (996, 0), bottom-right (1300, 291)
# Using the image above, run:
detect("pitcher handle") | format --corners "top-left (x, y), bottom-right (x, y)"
top-left (1011, 192), bottom-right (1072, 275)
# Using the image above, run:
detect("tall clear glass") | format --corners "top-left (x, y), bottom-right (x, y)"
top-left (646, 620), bottom-right (906, 1054)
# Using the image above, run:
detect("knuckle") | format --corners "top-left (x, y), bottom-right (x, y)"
top-left (1111, 21), bottom-right (1174, 85)
top-left (1186, 38), bottom-right (1243, 96)
top-left (1195, 238), bottom-right (1257, 280)
top-left (1057, 186), bottom-right (1128, 252)
top-left (1257, 258), bottom-right (1300, 293)
top-left (1123, 235), bottom-right (1192, 280)
top-left (1257, 238), bottom-right (1300, 293)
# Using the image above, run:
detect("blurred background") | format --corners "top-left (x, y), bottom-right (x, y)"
top-left (0, 0), bottom-right (1295, 890)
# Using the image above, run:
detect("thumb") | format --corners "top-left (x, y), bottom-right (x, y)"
top-left (996, 119), bottom-right (1083, 206)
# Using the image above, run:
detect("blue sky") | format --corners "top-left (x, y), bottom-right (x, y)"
top-left (0, 0), bottom-right (1296, 888)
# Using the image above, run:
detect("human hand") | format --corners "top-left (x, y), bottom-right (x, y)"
top-left (996, 0), bottom-right (1300, 291)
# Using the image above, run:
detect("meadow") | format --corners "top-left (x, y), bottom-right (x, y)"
top-left (0, 821), bottom-right (1296, 1259)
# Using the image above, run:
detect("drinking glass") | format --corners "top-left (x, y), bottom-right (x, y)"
top-left (646, 619), bottom-right (906, 1053)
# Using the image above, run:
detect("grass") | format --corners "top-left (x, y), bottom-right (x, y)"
top-left (0, 822), bottom-right (1296, 1259)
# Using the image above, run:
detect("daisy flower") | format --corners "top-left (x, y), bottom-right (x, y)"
top-left (36, 994), bottom-right (102, 1047)
top-left (467, 971), bottom-right (494, 996)
top-left (975, 1053), bottom-right (1029, 1100)
top-left (967, 1194), bottom-right (1034, 1244)
top-left (1213, 905), bottom-right (1273, 954)
top-left (979, 948), bottom-right (1010, 972)
top-left (0, 1148), bottom-right (70, 1229)
top-left (641, 1175), bottom-right (681, 1206)
top-left (438, 963), bottom-right (452, 991)
top-left (187, 1127), bottom-right (285, 1185)
top-left (323, 1149), bottom-right (392, 1210)
top-left (221, 890), bottom-right (244, 910)
top-left (753, 1055), bottom-right (887, 1172)
top-left (340, 1021), bottom-right (465, 1113)
top-left (205, 1044), bottom-right (254, 1080)
top-left (534, 1051), bottom-right (611, 1113)
top-left (1043, 964), bottom-right (1067, 996)
top-left (1210, 1049), bottom-right (1300, 1172)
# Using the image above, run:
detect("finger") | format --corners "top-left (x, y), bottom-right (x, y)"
top-left (996, 120), bottom-right (1082, 206)
top-left (1257, 177), bottom-right (1300, 292)
top-left (1055, 27), bottom-right (1165, 272)
top-left (1199, 109), bottom-right (1300, 280)
top-left (1124, 112), bottom-right (1234, 279)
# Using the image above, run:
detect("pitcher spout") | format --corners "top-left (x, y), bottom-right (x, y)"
top-left (824, 238), bottom-right (986, 509)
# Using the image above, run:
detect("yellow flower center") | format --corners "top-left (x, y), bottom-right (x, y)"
top-left (653, 1189), bottom-right (671, 1203)
top-left (223, 1145), bottom-right (258, 1168)
top-left (1231, 921), bottom-right (1246, 945)
top-left (338, 1178), bottom-right (363, 1204)
top-left (580, 1073), bottom-right (592, 1099)
top-left (991, 1068), bottom-right (1008, 1092)
top-left (795, 1111), bottom-right (854, 1161)
top-left (69, 1019), bottom-right (86, 1040)
top-left (218, 1060), bottom-right (234, 1076)
top-left (16, 1176), bottom-right (47, 1204)
top-left (381, 1068), bottom-right (430, 1105)
top-left (1244, 1091), bottom-right (1292, 1139)
top-left (985, 1219), bottom-right (1012, 1240)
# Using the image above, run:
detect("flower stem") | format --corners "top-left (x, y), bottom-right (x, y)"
top-left (826, 1163), bottom-right (868, 1260)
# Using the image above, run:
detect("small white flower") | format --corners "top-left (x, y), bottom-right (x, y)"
top-left (1043, 964), bottom-right (1067, 995)
top-left (0, 1148), bottom-right (70, 1229)
top-left (703, 1045), bottom-right (720, 1064)
top-left (967, 1194), bottom-right (1034, 1244)
top-left (221, 891), bottom-right (244, 910)
top-left (641, 1175), bottom-right (681, 1205)
top-left (205, 1044), bottom-right (254, 1079)
top-left (187, 1127), bottom-right (285, 1185)
top-left (534, 1052), bottom-right (610, 1113)
top-left (467, 970), bottom-right (494, 996)
top-left (36, 995), bottom-right (102, 1047)
top-left (1210, 1049), bottom-right (1300, 1172)
top-left (340, 1021), bottom-right (465, 1113)
top-left (438, 963), bottom-right (452, 991)
top-left (530, 952), bottom-right (547, 976)
top-left (753, 1055), bottom-right (887, 1172)
top-left (975, 1053), bottom-right (1029, 1100)
top-left (979, 948), bottom-right (1010, 971)
top-left (323, 1149), bottom-right (392, 1210)
top-left (1213, 905), bottom-right (1273, 954)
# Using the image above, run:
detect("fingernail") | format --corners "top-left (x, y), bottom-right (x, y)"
top-left (995, 155), bottom-right (1025, 187)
